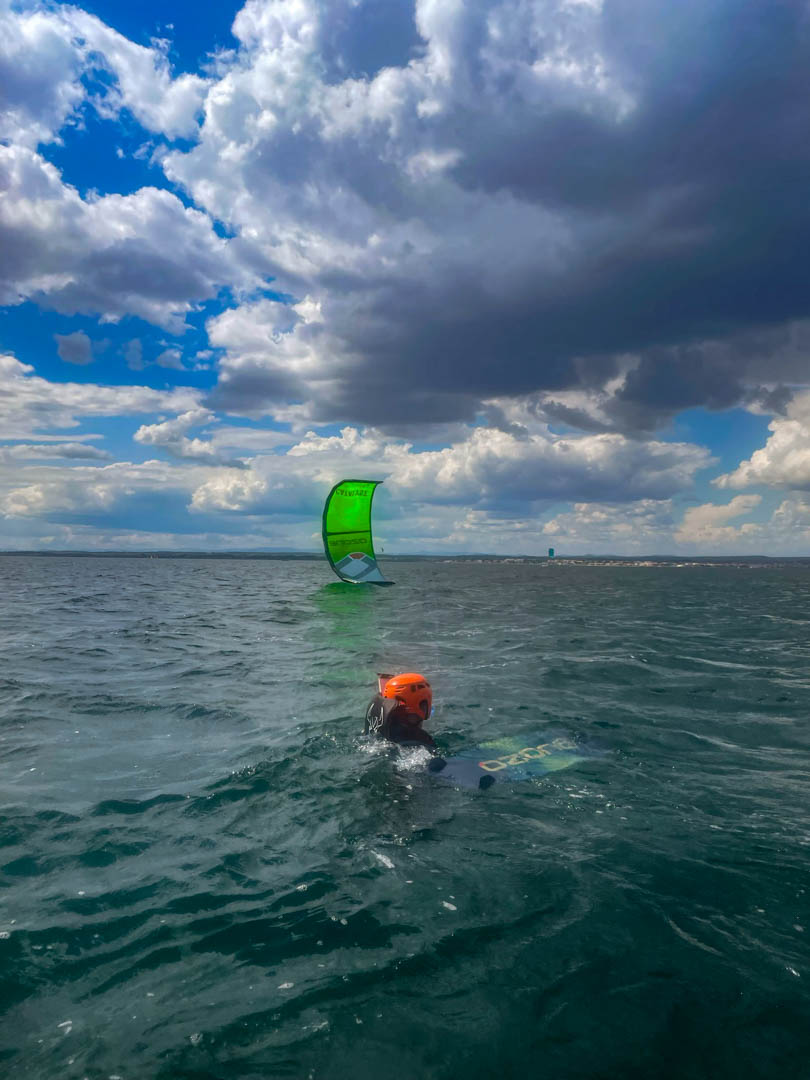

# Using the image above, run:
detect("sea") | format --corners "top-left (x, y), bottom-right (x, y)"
top-left (1, 554), bottom-right (809, 1079)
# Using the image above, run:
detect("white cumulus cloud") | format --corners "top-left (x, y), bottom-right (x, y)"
top-left (388, 426), bottom-right (711, 506)
top-left (0, 146), bottom-right (260, 330)
top-left (674, 495), bottom-right (762, 547)
top-left (1, 458), bottom-right (217, 518)
top-left (0, 2), bottom-right (208, 147)
top-left (186, 422), bottom-right (710, 521)
top-left (0, 353), bottom-right (201, 438)
top-left (134, 409), bottom-right (247, 466)
top-left (543, 499), bottom-right (676, 548)
top-left (715, 392), bottom-right (810, 492)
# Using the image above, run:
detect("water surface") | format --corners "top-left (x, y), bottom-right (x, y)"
top-left (1, 556), bottom-right (809, 1078)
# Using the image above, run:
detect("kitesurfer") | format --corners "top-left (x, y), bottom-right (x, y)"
top-left (364, 673), bottom-right (437, 749)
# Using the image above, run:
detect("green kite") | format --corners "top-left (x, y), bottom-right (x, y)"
top-left (322, 479), bottom-right (393, 585)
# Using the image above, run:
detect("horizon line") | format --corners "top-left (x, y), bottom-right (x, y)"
top-left (0, 550), bottom-right (807, 561)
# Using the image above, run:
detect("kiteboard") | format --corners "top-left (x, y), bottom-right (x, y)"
top-left (426, 732), bottom-right (599, 789)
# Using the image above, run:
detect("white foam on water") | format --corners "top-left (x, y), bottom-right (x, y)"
top-left (395, 746), bottom-right (433, 773)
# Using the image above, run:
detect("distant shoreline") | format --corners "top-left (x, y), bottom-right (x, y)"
top-left (1, 551), bottom-right (808, 566)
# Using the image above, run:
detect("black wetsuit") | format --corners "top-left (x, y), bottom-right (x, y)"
top-left (364, 694), bottom-right (437, 749)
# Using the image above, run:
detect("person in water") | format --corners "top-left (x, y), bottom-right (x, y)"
top-left (364, 672), bottom-right (437, 749)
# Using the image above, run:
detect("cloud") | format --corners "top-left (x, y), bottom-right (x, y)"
top-left (0, 442), bottom-right (111, 462)
top-left (189, 421), bottom-right (710, 520)
top-left (387, 426), bottom-right (711, 507)
top-left (715, 391), bottom-right (810, 491)
top-left (0, 2), bottom-right (89, 148)
top-left (64, 9), bottom-right (210, 140)
top-left (205, 425), bottom-right (297, 452)
top-left (0, 145), bottom-right (262, 330)
top-left (125, 339), bottom-right (144, 370)
top-left (190, 469), bottom-right (274, 513)
top-left (6, 524), bottom-right (292, 551)
top-left (134, 409), bottom-right (248, 466)
top-left (0, 2), bottom-right (208, 147)
top-left (601, 324), bottom-right (810, 433)
top-left (0, 458), bottom-right (217, 518)
top-left (151, 0), bottom-right (810, 432)
top-left (504, 492), bottom-right (810, 554)
top-left (55, 330), bottom-right (94, 366)
top-left (543, 499), bottom-right (677, 549)
top-left (205, 298), bottom-right (313, 418)
top-left (0, 352), bottom-right (201, 438)
top-left (768, 493), bottom-right (810, 544)
top-left (155, 348), bottom-right (185, 370)
top-left (125, 340), bottom-right (203, 373)
top-left (674, 495), bottom-right (762, 547)
top-left (7, 0), bottom-right (810, 432)
top-left (0, 356), bottom-right (798, 553)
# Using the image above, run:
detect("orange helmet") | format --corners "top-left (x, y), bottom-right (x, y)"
top-left (383, 673), bottom-right (432, 720)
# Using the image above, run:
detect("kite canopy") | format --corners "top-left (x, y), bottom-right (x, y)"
top-left (322, 479), bottom-right (393, 585)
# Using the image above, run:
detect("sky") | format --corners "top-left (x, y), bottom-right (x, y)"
top-left (2, 0), bottom-right (810, 556)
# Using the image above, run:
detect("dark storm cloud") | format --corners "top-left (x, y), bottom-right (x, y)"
top-left (608, 319), bottom-right (810, 432)
top-left (441, 0), bottom-right (810, 416)
top-left (369, 0), bottom-right (810, 412)
top-left (207, 360), bottom-right (305, 416)
top-left (448, 5), bottom-right (801, 422)
top-left (169, 0), bottom-right (810, 431)
top-left (378, 1), bottom-right (810, 420)
top-left (453, 2), bottom-right (810, 208)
